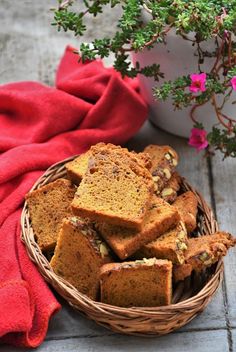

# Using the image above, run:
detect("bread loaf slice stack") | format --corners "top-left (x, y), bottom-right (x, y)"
top-left (25, 142), bottom-right (236, 308)
top-left (95, 196), bottom-right (180, 260)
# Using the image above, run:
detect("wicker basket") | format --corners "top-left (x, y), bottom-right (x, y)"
top-left (21, 155), bottom-right (223, 336)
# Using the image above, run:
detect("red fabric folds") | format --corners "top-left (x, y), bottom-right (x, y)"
top-left (0, 46), bottom-right (147, 347)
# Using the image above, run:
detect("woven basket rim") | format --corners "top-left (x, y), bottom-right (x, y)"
top-left (20, 154), bottom-right (223, 334)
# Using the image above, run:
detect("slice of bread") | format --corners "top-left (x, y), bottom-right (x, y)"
top-left (173, 232), bottom-right (236, 282)
top-left (50, 217), bottom-right (112, 300)
top-left (66, 143), bottom-right (152, 185)
top-left (160, 172), bottom-right (181, 203)
top-left (173, 263), bottom-right (193, 283)
top-left (144, 144), bottom-right (178, 195)
top-left (96, 196), bottom-right (180, 260)
top-left (100, 258), bottom-right (172, 307)
top-left (26, 178), bottom-right (76, 251)
top-left (173, 191), bottom-right (198, 233)
top-left (66, 152), bottom-right (91, 185)
top-left (71, 143), bottom-right (154, 230)
top-left (134, 221), bottom-right (188, 264)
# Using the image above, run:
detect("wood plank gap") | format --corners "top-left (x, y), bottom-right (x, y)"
top-left (44, 327), bottom-right (236, 342)
top-left (175, 326), bottom-right (229, 334)
top-left (207, 156), bottom-right (233, 352)
top-left (45, 332), bottom-right (116, 342)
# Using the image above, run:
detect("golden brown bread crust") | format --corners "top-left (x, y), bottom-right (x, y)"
top-left (71, 143), bottom-right (154, 230)
top-left (134, 221), bottom-right (188, 265)
top-left (173, 191), bottom-right (198, 233)
top-left (100, 258), bottom-right (172, 307)
top-left (66, 143), bottom-right (152, 185)
top-left (144, 145), bottom-right (179, 195)
top-left (26, 178), bottom-right (76, 251)
top-left (160, 172), bottom-right (181, 203)
top-left (50, 217), bottom-right (112, 300)
top-left (96, 196), bottom-right (180, 260)
top-left (173, 232), bottom-right (236, 282)
top-left (91, 143), bottom-right (153, 171)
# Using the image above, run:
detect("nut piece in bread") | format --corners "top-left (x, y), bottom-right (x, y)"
top-left (26, 178), bottom-right (76, 251)
top-left (100, 258), bottom-right (172, 307)
top-left (96, 196), bottom-right (180, 260)
top-left (50, 217), bottom-right (112, 300)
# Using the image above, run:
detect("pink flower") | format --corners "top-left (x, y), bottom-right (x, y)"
top-left (230, 76), bottom-right (236, 91)
top-left (188, 128), bottom-right (208, 151)
top-left (189, 73), bottom-right (207, 93)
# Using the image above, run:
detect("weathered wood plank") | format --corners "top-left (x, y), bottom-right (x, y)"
top-left (0, 330), bottom-right (229, 352)
top-left (0, 0), bottom-right (117, 85)
top-left (0, 0), bottom-right (76, 84)
top-left (232, 330), bottom-right (236, 351)
top-left (46, 295), bottom-right (108, 340)
top-left (210, 154), bottom-right (236, 329)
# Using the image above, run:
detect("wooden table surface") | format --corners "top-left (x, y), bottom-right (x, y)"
top-left (1, 1), bottom-right (236, 351)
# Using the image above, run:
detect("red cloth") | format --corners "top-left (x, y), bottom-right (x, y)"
top-left (0, 46), bottom-right (147, 347)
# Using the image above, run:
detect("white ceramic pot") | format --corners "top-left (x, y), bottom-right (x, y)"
top-left (133, 30), bottom-right (235, 138)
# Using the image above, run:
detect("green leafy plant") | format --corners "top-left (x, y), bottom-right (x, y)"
top-left (52, 0), bottom-right (236, 158)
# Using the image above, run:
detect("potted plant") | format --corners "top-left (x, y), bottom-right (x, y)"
top-left (52, 0), bottom-right (236, 158)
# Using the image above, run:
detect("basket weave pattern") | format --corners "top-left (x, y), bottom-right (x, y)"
top-left (21, 156), bottom-right (223, 336)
